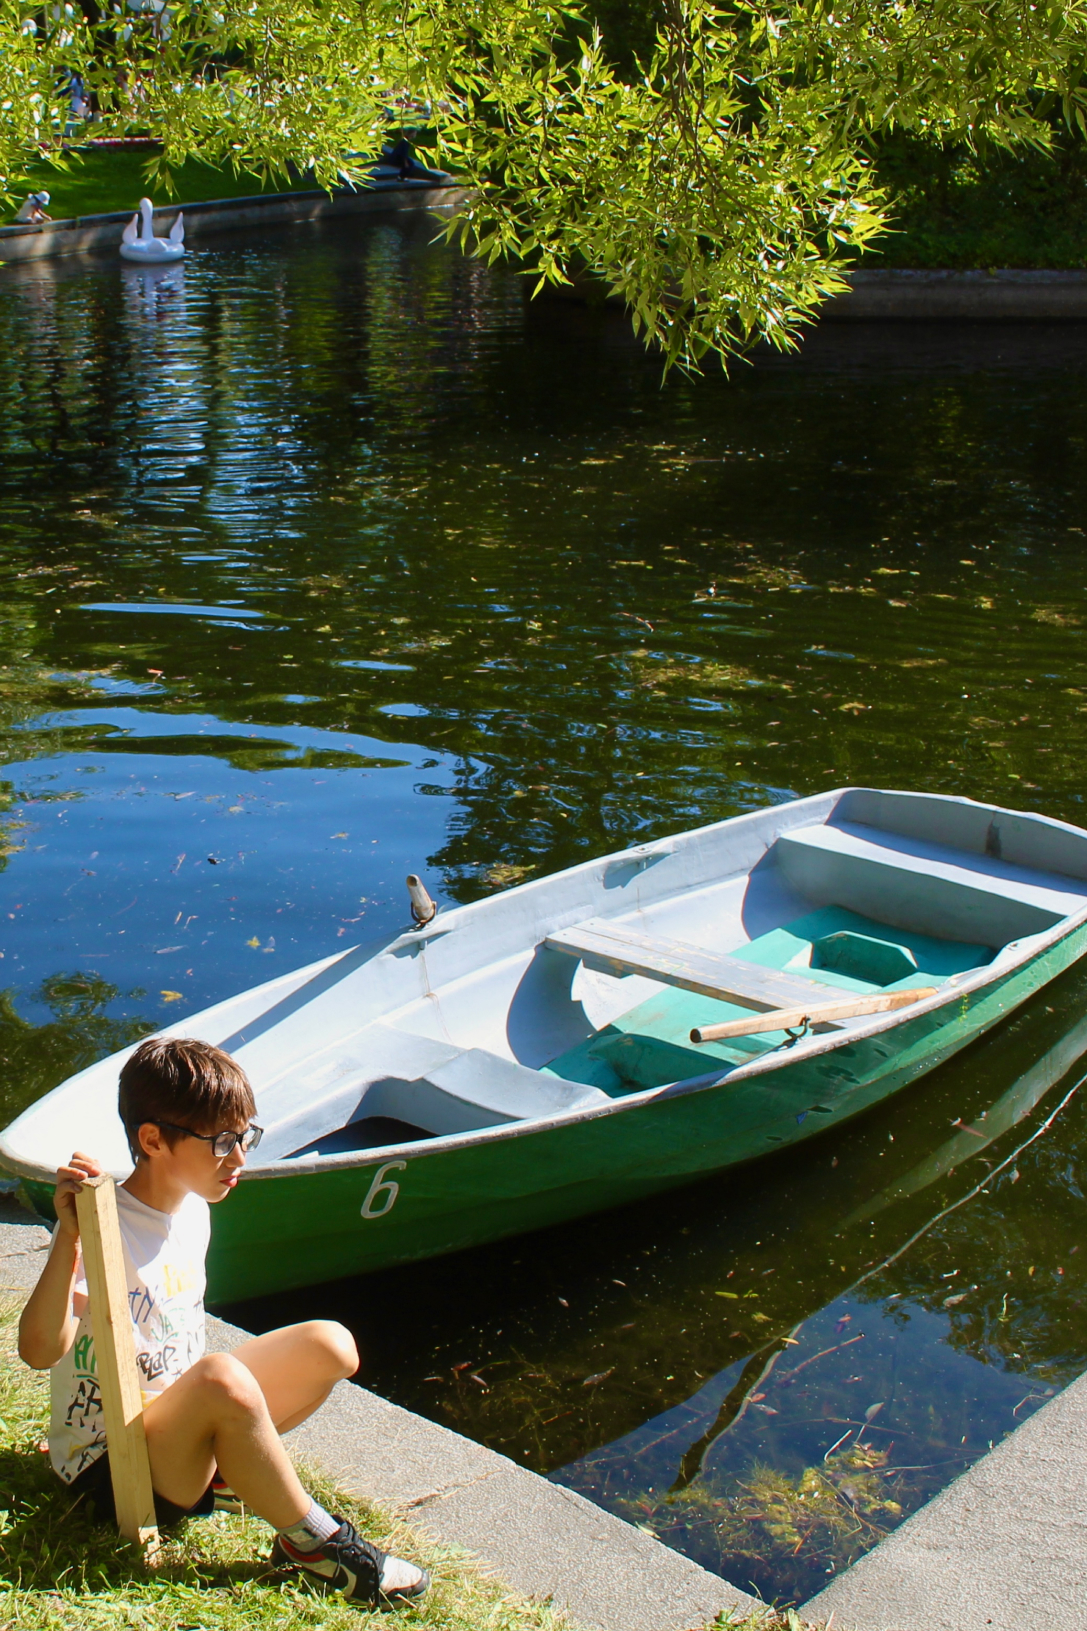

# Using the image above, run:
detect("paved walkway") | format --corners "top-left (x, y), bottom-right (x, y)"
top-left (1, 1193), bottom-right (759, 1631)
top-left (0, 1190), bottom-right (51, 1289)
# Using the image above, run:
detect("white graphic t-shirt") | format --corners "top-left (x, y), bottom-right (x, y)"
top-left (49, 1187), bottom-right (210, 1483)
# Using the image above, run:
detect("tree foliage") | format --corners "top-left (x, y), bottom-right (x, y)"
top-left (0, 2), bottom-right (79, 198)
top-left (5, 0), bottom-right (1087, 366)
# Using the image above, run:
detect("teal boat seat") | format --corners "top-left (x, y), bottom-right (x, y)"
top-left (810, 930), bottom-right (918, 987)
top-left (543, 904), bottom-right (993, 1097)
top-left (587, 1030), bottom-right (713, 1090)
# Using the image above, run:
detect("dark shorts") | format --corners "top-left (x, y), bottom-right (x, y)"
top-left (66, 1452), bottom-right (216, 1528)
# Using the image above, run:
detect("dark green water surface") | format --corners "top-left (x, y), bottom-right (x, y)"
top-left (3, 217), bottom-right (1087, 1601)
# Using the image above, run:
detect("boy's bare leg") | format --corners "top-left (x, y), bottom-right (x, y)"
top-left (142, 1322), bottom-right (356, 1527)
top-left (143, 1351), bottom-right (314, 1528)
top-left (141, 1319), bottom-right (356, 1523)
top-left (229, 1319), bottom-right (359, 1432)
top-left (142, 1319), bottom-right (427, 1600)
top-left (142, 1319), bottom-right (357, 1521)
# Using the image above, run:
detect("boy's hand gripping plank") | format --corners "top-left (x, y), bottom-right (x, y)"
top-left (74, 1174), bottom-right (160, 1558)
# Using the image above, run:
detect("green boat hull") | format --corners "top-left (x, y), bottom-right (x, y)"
top-left (26, 916), bottom-right (1083, 1302)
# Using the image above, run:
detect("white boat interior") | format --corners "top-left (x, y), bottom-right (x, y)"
top-left (5, 788), bottom-right (1087, 1181)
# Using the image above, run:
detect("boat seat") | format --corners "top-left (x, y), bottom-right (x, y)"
top-left (545, 917), bottom-right (855, 1011)
top-left (258, 1024), bottom-right (610, 1160)
top-left (394, 1048), bottom-right (609, 1129)
top-left (774, 821), bottom-right (1087, 947)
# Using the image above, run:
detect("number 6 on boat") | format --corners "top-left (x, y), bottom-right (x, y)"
top-left (361, 1161), bottom-right (406, 1219)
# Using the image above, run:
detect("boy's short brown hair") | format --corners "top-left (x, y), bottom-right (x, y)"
top-left (119, 1037), bottom-right (256, 1161)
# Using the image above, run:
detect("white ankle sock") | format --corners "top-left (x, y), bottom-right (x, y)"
top-left (278, 1500), bottom-right (339, 1552)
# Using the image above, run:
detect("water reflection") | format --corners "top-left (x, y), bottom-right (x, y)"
top-left (2, 215), bottom-right (1087, 1597)
top-left (0, 711), bottom-right (459, 1042)
top-left (119, 259), bottom-right (186, 309)
top-left (3, 228), bottom-right (1087, 905)
top-left (550, 1005), bottom-right (1087, 1600)
top-left (0, 971), bottom-right (150, 1130)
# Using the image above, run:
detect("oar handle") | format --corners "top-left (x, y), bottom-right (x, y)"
top-left (690, 984), bottom-right (940, 1044)
top-left (406, 874), bottom-right (437, 925)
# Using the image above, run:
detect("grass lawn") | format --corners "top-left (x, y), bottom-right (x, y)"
top-left (5, 146), bottom-right (317, 225)
top-left (0, 1295), bottom-right (780, 1631)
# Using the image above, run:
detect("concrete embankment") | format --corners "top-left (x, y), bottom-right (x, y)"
top-left (0, 184), bottom-right (467, 264)
top-left (535, 264), bottom-right (1087, 320)
top-left (825, 268), bottom-right (1087, 320)
top-left (0, 1192), bottom-right (758, 1631)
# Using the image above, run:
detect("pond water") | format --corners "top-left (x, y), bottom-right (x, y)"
top-left (3, 216), bottom-right (1087, 1603)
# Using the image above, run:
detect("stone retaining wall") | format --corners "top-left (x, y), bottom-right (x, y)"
top-left (826, 267), bottom-right (1087, 319)
top-left (0, 184), bottom-right (467, 263)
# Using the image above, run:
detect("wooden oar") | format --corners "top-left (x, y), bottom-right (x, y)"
top-left (689, 985), bottom-right (939, 1044)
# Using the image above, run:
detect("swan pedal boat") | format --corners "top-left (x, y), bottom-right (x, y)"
top-left (5, 786), bottom-right (1087, 1302)
top-left (119, 197), bottom-right (184, 263)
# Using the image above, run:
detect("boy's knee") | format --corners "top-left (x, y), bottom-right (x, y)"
top-left (303, 1319), bottom-right (358, 1378)
top-left (191, 1351), bottom-right (264, 1415)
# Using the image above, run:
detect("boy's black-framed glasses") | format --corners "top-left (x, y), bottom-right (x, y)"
top-left (151, 1121), bottom-right (263, 1157)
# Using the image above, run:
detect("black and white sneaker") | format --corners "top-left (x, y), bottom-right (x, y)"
top-left (272, 1518), bottom-right (430, 1606)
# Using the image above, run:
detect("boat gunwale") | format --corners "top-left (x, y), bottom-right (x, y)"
top-left (4, 786), bottom-right (1087, 1190)
top-left (4, 898), bottom-right (1084, 1190)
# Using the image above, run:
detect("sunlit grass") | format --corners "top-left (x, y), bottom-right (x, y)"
top-left (5, 147), bottom-right (312, 224)
top-left (0, 1293), bottom-right (571, 1630)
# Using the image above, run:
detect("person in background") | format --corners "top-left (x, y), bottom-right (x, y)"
top-left (14, 193), bottom-right (51, 224)
top-left (65, 71), bottom-right (92, 135)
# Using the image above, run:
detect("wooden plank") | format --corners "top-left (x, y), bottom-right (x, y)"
top-left (690, 985), bottom-right (940, 1043)
top-left (74, 1175), bottom-right (160, 1557)
top-left (545, 918), bottom-right (854, 1012)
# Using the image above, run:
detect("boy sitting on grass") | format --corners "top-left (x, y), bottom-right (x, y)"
top-left (17, 1035), bottom-right (429, 1608)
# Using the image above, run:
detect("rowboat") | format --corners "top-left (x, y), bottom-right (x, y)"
top-left (4, 786), bottom-right (1087, 1303)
